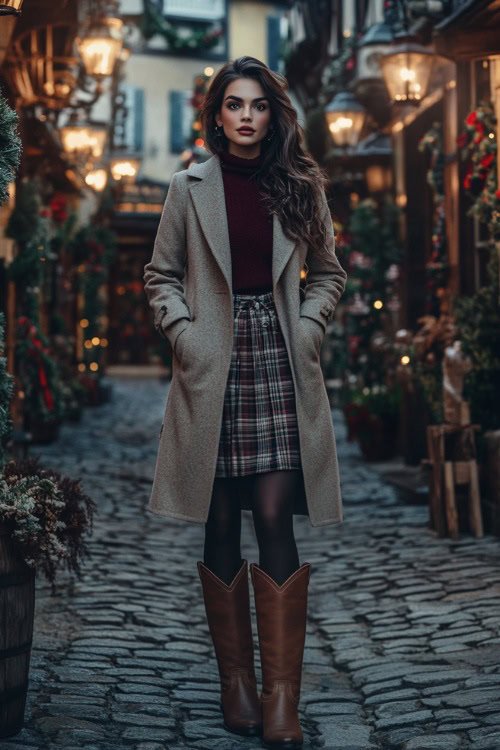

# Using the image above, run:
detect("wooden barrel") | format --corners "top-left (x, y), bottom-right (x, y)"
top-left (0, 520), bottom-right (35, 738)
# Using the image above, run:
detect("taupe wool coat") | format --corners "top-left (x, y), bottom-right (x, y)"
top-left (143, 153), bottom-right (348, 526)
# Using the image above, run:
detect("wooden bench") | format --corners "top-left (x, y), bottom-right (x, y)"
top-left (424, 423), bottom-right (483, 539)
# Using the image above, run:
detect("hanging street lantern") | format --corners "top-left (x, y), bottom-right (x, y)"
top-left (379, 33), bottom-right (435, 104)
top-left (110, 153), bottom-right (141, 183)
top-left (365, 163), bottom-right (393, 193)
top-left (76, 15), bottom-right (123, 78)
top-left (325, 90), bottom-right (366, 148)
top-left (0, 0), bottom-right (23, 15)
top-left (85, 168), bottom-right (108, 191)
top-left (354, 131), bottom-right (393, 194)
top-left (60, 116), bottom-right (108, 169)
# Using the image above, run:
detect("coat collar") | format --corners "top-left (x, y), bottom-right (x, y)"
top-left (187, 154), bottom-right (297, 294)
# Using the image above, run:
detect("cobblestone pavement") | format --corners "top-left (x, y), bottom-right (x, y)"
top-left (3, 375), bottom-right (500, 750)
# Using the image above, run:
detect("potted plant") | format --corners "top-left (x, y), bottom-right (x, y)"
top-left (0, 314), bottom-right (96, 738)
top-left (343, 383), bottom-right (401, 461)
top-left (0, 457), bottom-right (96, 738)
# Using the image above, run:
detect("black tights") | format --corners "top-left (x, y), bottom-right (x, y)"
top-left (203, 469), bottom-right (301, 587)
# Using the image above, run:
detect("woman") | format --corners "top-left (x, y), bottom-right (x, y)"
top-left (144, 56), bottom-right (347, 749)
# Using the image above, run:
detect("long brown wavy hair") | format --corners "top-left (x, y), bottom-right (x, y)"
top-left (199, 55), bottom-right (333, 258)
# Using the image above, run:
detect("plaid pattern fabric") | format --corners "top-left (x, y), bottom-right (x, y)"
top-left (215, 291), bottom-right (302, 477)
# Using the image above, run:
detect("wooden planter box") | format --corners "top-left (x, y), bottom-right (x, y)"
top-left (482, 430), bottom-right (500, 536)
top-left (0, 521), bottom-right (35, 738)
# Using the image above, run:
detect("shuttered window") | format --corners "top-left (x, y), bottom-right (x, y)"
top-left (267, 15), bottom-right (281, 72)
top-left (169, 89), bottom-right (193, 153)
top-left (122, 85), bottom-right (145, 152)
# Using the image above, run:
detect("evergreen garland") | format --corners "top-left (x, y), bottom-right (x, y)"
top-left (15, 317), bottom-right (64, 426)
top-left (458, 99), bottom-right (499, 239)
top-left (453, 244), bottom-right (500, 456)
top-left (319, 35), bottom-right (357, 108)
top-left (383, 0), bottom-right (404, 33)
top-left (341, 196), bottom-right (403, 390)
top-left (5, 179), bottom-right (51, 325)
top-left (418, 122), bottom-right (449, 315)
top-left (0, 91), bottom-right (22, 206)
top-left (0, 312), bottom-right (14, 469)
top-left (68, 225), bottom-right (117, 378)
top-left (141, 0), bottom-right (223, 52)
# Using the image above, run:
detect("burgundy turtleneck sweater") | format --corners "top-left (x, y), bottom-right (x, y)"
top-left (219, 148), bottom-right (273, 293)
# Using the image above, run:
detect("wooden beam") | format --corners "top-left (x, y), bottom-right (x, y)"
top-left (434, 28), bottom-right (500, 61)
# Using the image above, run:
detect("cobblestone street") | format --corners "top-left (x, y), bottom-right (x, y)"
top-left (3, 374), bottom-right (500, 750)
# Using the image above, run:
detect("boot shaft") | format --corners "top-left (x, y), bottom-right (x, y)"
top-left (197, 559), bottom-right (256, 673)
top-left (250, 562), bottom-right (311, 692)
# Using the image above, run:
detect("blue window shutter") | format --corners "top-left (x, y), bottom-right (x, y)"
top-left (267, 15), bottom-right (280, 72)
top-left (170, 90), bottom-right (185, 153)
top-left (134, 88), bottom-right (145, 152)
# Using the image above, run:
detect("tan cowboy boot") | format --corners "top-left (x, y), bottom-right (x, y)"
top-left (250, 562), bottom-right (312, 749)
top-left (197, 558), bottom-right (263, 736)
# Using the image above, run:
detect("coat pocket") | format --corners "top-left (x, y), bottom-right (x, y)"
top-left (174, 321), bottom-right (193, 364)
top-left (299, 315), bottom-right (324, 357)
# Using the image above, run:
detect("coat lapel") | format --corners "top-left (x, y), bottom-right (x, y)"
top-left (187, 154), bottom-right (297, 294)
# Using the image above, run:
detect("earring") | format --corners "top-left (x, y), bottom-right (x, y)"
top-left (266, 128), bottom-right (274, 141)
top-left (215, 124), bottom-right (224, 137)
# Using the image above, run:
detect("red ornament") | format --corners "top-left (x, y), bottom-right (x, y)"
top-left (480, 153), bottom-right (494, 168)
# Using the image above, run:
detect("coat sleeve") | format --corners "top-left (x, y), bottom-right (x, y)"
top-left (143, 172), bottom-right (192, 349)
top-left (299, 189), bottom-right (348, 333)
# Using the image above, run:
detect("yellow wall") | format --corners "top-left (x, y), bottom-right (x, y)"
top-left (122, 2), bottom-right (277, 182)
top-left (123, 54), bottom-right (225, 182)
top-left (229, 2), bottom-right (275, 63)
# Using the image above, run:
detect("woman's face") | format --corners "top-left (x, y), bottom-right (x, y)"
top-left (216, 77), bottom-right (272, 158)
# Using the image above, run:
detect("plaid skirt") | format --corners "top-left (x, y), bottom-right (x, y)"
top-left (215, 290), bottom-right (302, 477)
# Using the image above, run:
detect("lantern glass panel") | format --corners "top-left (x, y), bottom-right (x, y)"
top-left (77, 17), bottom-right (123, 77)
top-left (365, 164), bottom-right (393, 193)
top-left (85, 168), bottom-right (108, 191)
top-left (60, 125), bottom-right (107, 159)
top-left (380, 49), bottom-right (434, 102)
top-left (78, 37), bottom-right (122, 77)
top-left (327, 110), bottom-right (365, 147)
top-left (110, 158), bottom-right (140, 182)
